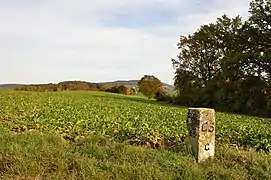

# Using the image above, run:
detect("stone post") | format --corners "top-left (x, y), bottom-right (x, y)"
top-left (186, 108), bottom-right (215, 163)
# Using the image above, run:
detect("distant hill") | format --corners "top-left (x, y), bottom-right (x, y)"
top-left (97, 80), bottom-right (175, 91)
top-left (0, 84), bottom-right (23, 89)
top-left (0, 80), bottom-right (175, 91)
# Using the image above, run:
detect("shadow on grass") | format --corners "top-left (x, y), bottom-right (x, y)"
top-left (100, 93), bottom-right (271, 120)
top-left (90, 93), bottom-right (185, 109)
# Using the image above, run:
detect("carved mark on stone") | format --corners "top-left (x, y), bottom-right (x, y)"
top-left (204, 143), bottom-right (210, 151)
top-left (209, 123), bottom-right (214, 132)
top-left (201, 122), bottom-right (208, 132)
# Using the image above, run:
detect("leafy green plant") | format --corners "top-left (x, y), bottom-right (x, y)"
top-left (0, 90), bottom-right (271, 151)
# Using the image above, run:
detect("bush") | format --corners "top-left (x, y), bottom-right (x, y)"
top-left (173, 77), bottom-right (271, 118)
top-left (104, 85), bottom-right (130, 95)
top-left (127, 88), bottom-right (136, 95)
top-left (154, 91), bottom-right (173, 103)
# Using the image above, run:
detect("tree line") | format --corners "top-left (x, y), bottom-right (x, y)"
top-left (15, 81), bottom-right (136, 95)
top-left (14, 76), bottom-right (167, 99)
top-left (171, 0), bottom-right (271, 117)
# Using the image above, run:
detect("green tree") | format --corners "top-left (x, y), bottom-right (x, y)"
top-left (245, 0), bottom-right (271, 84)
top-left (138, 75), bottom-right (163, 99)
top-left (172, 15), bottom-right (244, 94)
top-left (171, 0), bottom-right (271, 117)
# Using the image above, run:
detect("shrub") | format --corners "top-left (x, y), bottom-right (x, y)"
top-left (154, 91), bottom-right (173, 103)
top-left (105, 85), bottom-right (129, 95)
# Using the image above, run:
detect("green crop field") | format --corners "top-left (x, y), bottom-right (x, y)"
top-left (0, 90), bottom-right (271, 179)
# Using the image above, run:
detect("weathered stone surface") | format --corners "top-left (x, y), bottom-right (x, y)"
top-left (187, 108), bottom-right (215, 163)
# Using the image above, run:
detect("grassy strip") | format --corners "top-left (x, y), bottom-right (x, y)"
top-left (0, 128), bottom-right (270, 180)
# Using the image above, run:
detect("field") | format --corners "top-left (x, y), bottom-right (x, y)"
top-left (0, 90), bottom-right (271, 179)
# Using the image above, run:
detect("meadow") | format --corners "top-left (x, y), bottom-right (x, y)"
top-left (0, 90), bottom-right (271, 179)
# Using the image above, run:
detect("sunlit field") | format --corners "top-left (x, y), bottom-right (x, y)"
top-left (0, 90), bottom-right (271, 179)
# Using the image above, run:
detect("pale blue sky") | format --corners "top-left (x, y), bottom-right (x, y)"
top-left (0, 0), bottom-right (250, 85)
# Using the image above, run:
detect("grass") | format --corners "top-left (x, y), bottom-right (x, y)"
top-left (0, 128), bottom-right (271, 180)
top-left (0, 90), bottom-right (271, 179)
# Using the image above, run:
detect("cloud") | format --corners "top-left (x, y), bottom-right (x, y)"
top-left (0, 0), bottom-right (251, 85)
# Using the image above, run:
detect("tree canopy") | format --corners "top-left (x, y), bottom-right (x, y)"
top-left (172, 0), bottom-right (271, 117)
top-left (138, 75), bottom-right (163, 99)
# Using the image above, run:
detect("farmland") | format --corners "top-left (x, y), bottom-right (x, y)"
top-left (0, 90), bottom-right (271, 179)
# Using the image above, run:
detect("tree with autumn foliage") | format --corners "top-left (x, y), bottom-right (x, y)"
top-left (138, 75), bottom-right (163, 99)
top-left (172, 0), bottom-right (271, 117)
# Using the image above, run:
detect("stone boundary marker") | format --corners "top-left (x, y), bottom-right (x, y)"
top-left (187, 108), bottom-right (215, 163)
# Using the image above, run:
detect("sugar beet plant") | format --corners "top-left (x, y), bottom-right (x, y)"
top-left (0, 90), bottom-right (271, 151)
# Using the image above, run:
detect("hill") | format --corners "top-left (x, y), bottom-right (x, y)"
top-left (97, 80), bottom-right (175, 91)
top-left (0, 80), bottom-right (175, 91)
top-left (0, 84), bottom-right (23, 89)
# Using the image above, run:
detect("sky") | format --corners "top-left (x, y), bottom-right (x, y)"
top-left (0, 0), bottom-right (251, 85)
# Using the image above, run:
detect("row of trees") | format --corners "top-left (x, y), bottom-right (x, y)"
top-left (172, 0), bottom-right (271, 117)
top-left (14, 76), bottom-right (168, 98)
top-left (15, 81), bottom-right (136, 95)
top-left (15, 81), bottom-right (100, 92)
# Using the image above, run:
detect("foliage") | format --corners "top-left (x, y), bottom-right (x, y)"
top-left (138, 75), bottom-right (163, 99)
top-left (104, 85), bottom-right (135, 95)
top-left (14, 81), bottom-right (136, 96)
top-left (154, 90), bottom-right (173, 103)
top-left (98, 84), bottom-right (110, 92)
top-left (247, 0), bottom-right (271, 84)
top-left (172, 0), bottom-right (271, 117)
top-left (15, 81), bottom-right (99, 92)
top-left (1, 90), bottom-right (271, 152)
